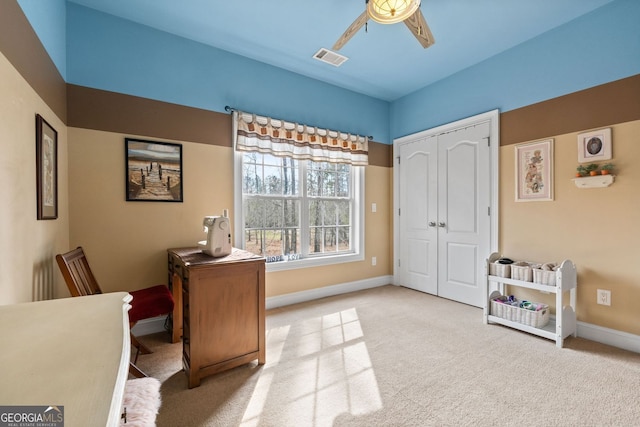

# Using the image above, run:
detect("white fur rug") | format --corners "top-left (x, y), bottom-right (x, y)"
top-left (120, 377), bottom-right (162, 427)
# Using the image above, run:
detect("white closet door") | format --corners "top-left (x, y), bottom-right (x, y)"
top-left (395, 120), bottom-right (492, 308)
top-left (437, 122), bottom-right (491, 306)
top-left (398, 136), bottom-right (438, 295)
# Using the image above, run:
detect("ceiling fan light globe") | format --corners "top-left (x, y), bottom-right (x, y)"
top-left (367, 0), bottom-right (421, 24)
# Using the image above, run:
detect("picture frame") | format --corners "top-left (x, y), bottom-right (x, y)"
top-left (125, 138), bottom-right (183, 202)
top-left (577, 127), bottom-right (611, 163)
top-left (36, 114), bottom-right (58, 220)
top-left (515, 139), bottom-right (554, 202)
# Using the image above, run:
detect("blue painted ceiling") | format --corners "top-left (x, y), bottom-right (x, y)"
top-left (66, 0), bottom-right (614, 102)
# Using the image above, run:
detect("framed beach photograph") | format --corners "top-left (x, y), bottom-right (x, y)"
top-left (577, 127), bottom-right (611, 163)
top-left (36, 114), bottom-right (58, 220)
top-left (125, 138), bottom-right (183, 202)
top-left (515, 139), bottom-right (554, 202)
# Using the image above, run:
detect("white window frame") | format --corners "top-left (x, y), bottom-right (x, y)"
top-left (234, 150), bottom-right (364, 272)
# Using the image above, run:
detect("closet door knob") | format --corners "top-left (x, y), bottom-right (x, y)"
top-left (438, 222), bottom-right (446, 227)
top-left (428, 221), bottom-right (436, 227)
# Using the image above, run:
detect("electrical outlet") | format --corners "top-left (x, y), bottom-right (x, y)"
top-left (597, 289), bottom-right (611, 306)
top-left (371, 256), bottom-right (377, 266)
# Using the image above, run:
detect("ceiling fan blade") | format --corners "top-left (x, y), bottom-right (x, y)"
top-left (332, 11), bottom-right (369, 51)
top-left (404, 9), bottom-right (435, 49)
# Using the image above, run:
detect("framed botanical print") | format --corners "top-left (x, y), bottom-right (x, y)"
top-left (515, 139), bottom-right (554, 202)
top-left (36, 114), bottom-right (58, 219)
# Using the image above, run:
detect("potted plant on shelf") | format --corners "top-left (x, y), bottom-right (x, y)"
top-left (600, 163), bottom-right (614, 175)
top-left (585, 163), bottom-right (599, 176)
top-left (576, 165), bottom-right (587, 177)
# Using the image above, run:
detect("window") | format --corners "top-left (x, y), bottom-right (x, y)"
top-left (235, 152), bottom-right (364, 271)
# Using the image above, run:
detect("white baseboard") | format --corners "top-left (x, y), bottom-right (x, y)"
top-left (577, 321), bottom-right (640, 353)
top-left (265, 275), bottom-right (393, 310)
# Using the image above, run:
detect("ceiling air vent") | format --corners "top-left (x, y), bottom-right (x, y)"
top-left (313, 48), bottom-right (349, 67)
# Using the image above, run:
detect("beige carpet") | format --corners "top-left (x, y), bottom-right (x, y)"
top-left (135, 285), bottom-right (640, 426)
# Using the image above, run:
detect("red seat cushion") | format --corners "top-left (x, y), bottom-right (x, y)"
top-left (128, 285), bottom-right (174, 324)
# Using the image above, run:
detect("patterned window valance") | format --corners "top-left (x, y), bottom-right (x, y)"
top-left (233, 110), bottom-right (369, 166)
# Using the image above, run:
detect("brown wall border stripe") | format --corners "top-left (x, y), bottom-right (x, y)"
top-left (367, 141), bottom-right (392, 168)
top-left (0, 1), bottom-right (66, 122)
top-left (67, 84), bottom-right (232, 147)
top-left (67, 84), bottom-right (392, 167)
top-left (501, 74), bottom-right (640, 146)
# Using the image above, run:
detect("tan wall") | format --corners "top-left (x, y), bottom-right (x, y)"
top-left (68, 128), bottom-right (392, 297)
top-left (0, 51), bottom-right (69, 304)
top-left (500, 119), bottom-right (640, 335)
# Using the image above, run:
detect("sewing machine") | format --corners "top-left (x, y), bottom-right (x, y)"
top-left (198, 212), bottom-right (232, 257)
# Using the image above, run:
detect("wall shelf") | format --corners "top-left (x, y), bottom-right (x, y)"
top-left (572, 174), bottom-right (614, 188)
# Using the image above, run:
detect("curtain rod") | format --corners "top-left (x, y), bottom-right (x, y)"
top-left (224, 105), bottom-right (373, 141)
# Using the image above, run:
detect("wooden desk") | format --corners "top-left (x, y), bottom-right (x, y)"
top-left (0, 292), bottom-right (131, 426)
top-left (168, 247), bottom-right (265, 388)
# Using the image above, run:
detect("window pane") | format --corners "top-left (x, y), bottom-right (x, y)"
top-left (324, 201), bottom-right (336, 226)
top-left (336, 200), bottom-right (350, 225)
top-left (322, 171), bottom-right (336, 196)
top-left (309, 227), bottom-right (323, 254)
top-left (337, 172), bottom-right (350, 197)
top-left (307, 167), bottom-right (321, 197)
top-left (245, 198), bottom-right (264, 228)
top-left (284, 199), bottom-right (299, 227)
top-left (281, 158), bottom-right (298, 196)
top-left (262, 229), bottom-right (283, 257)
top-left (263, 199), bottom-right (283, 228)
top-left (309, 200), bottom-right (322, 226)
top-left (338, 226), bottom-right (350, 251)
top-left (324, 227), bottom-right (336, 252)
top-left (282, 228), bottom-right (300, 257)
top-left (243, 158), bottom-right (262, 194)
top-left (263, 165), bottom-right (282, 194)
top-left (244, 229), bottom-right (264, 256)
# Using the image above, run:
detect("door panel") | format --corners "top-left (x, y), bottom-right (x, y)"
top-left (446, 243), bottom-right (477, 286)
top-left (398, 137), bottom-right (438, 294)
top-left (407, 239), bottom-right (429, 275)
top-left (445, 142), bottom-right (477, 233)
top-left (437, 123), bottom-right (491, 306)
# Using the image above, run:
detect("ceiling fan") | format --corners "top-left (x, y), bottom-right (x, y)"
top-left (332, 0), bottom-right (435, 51)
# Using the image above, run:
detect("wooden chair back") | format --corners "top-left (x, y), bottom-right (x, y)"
top-left (56, 247), bottom-right (103, 297)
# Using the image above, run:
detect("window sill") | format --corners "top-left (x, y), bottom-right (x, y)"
top-left (265, 252), bottom-right (364, 273)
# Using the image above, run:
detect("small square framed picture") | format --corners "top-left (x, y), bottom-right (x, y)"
top-left (577, 128), bottom-right (611, 163)
top-left (125, 138), bottom-right (183, 202)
